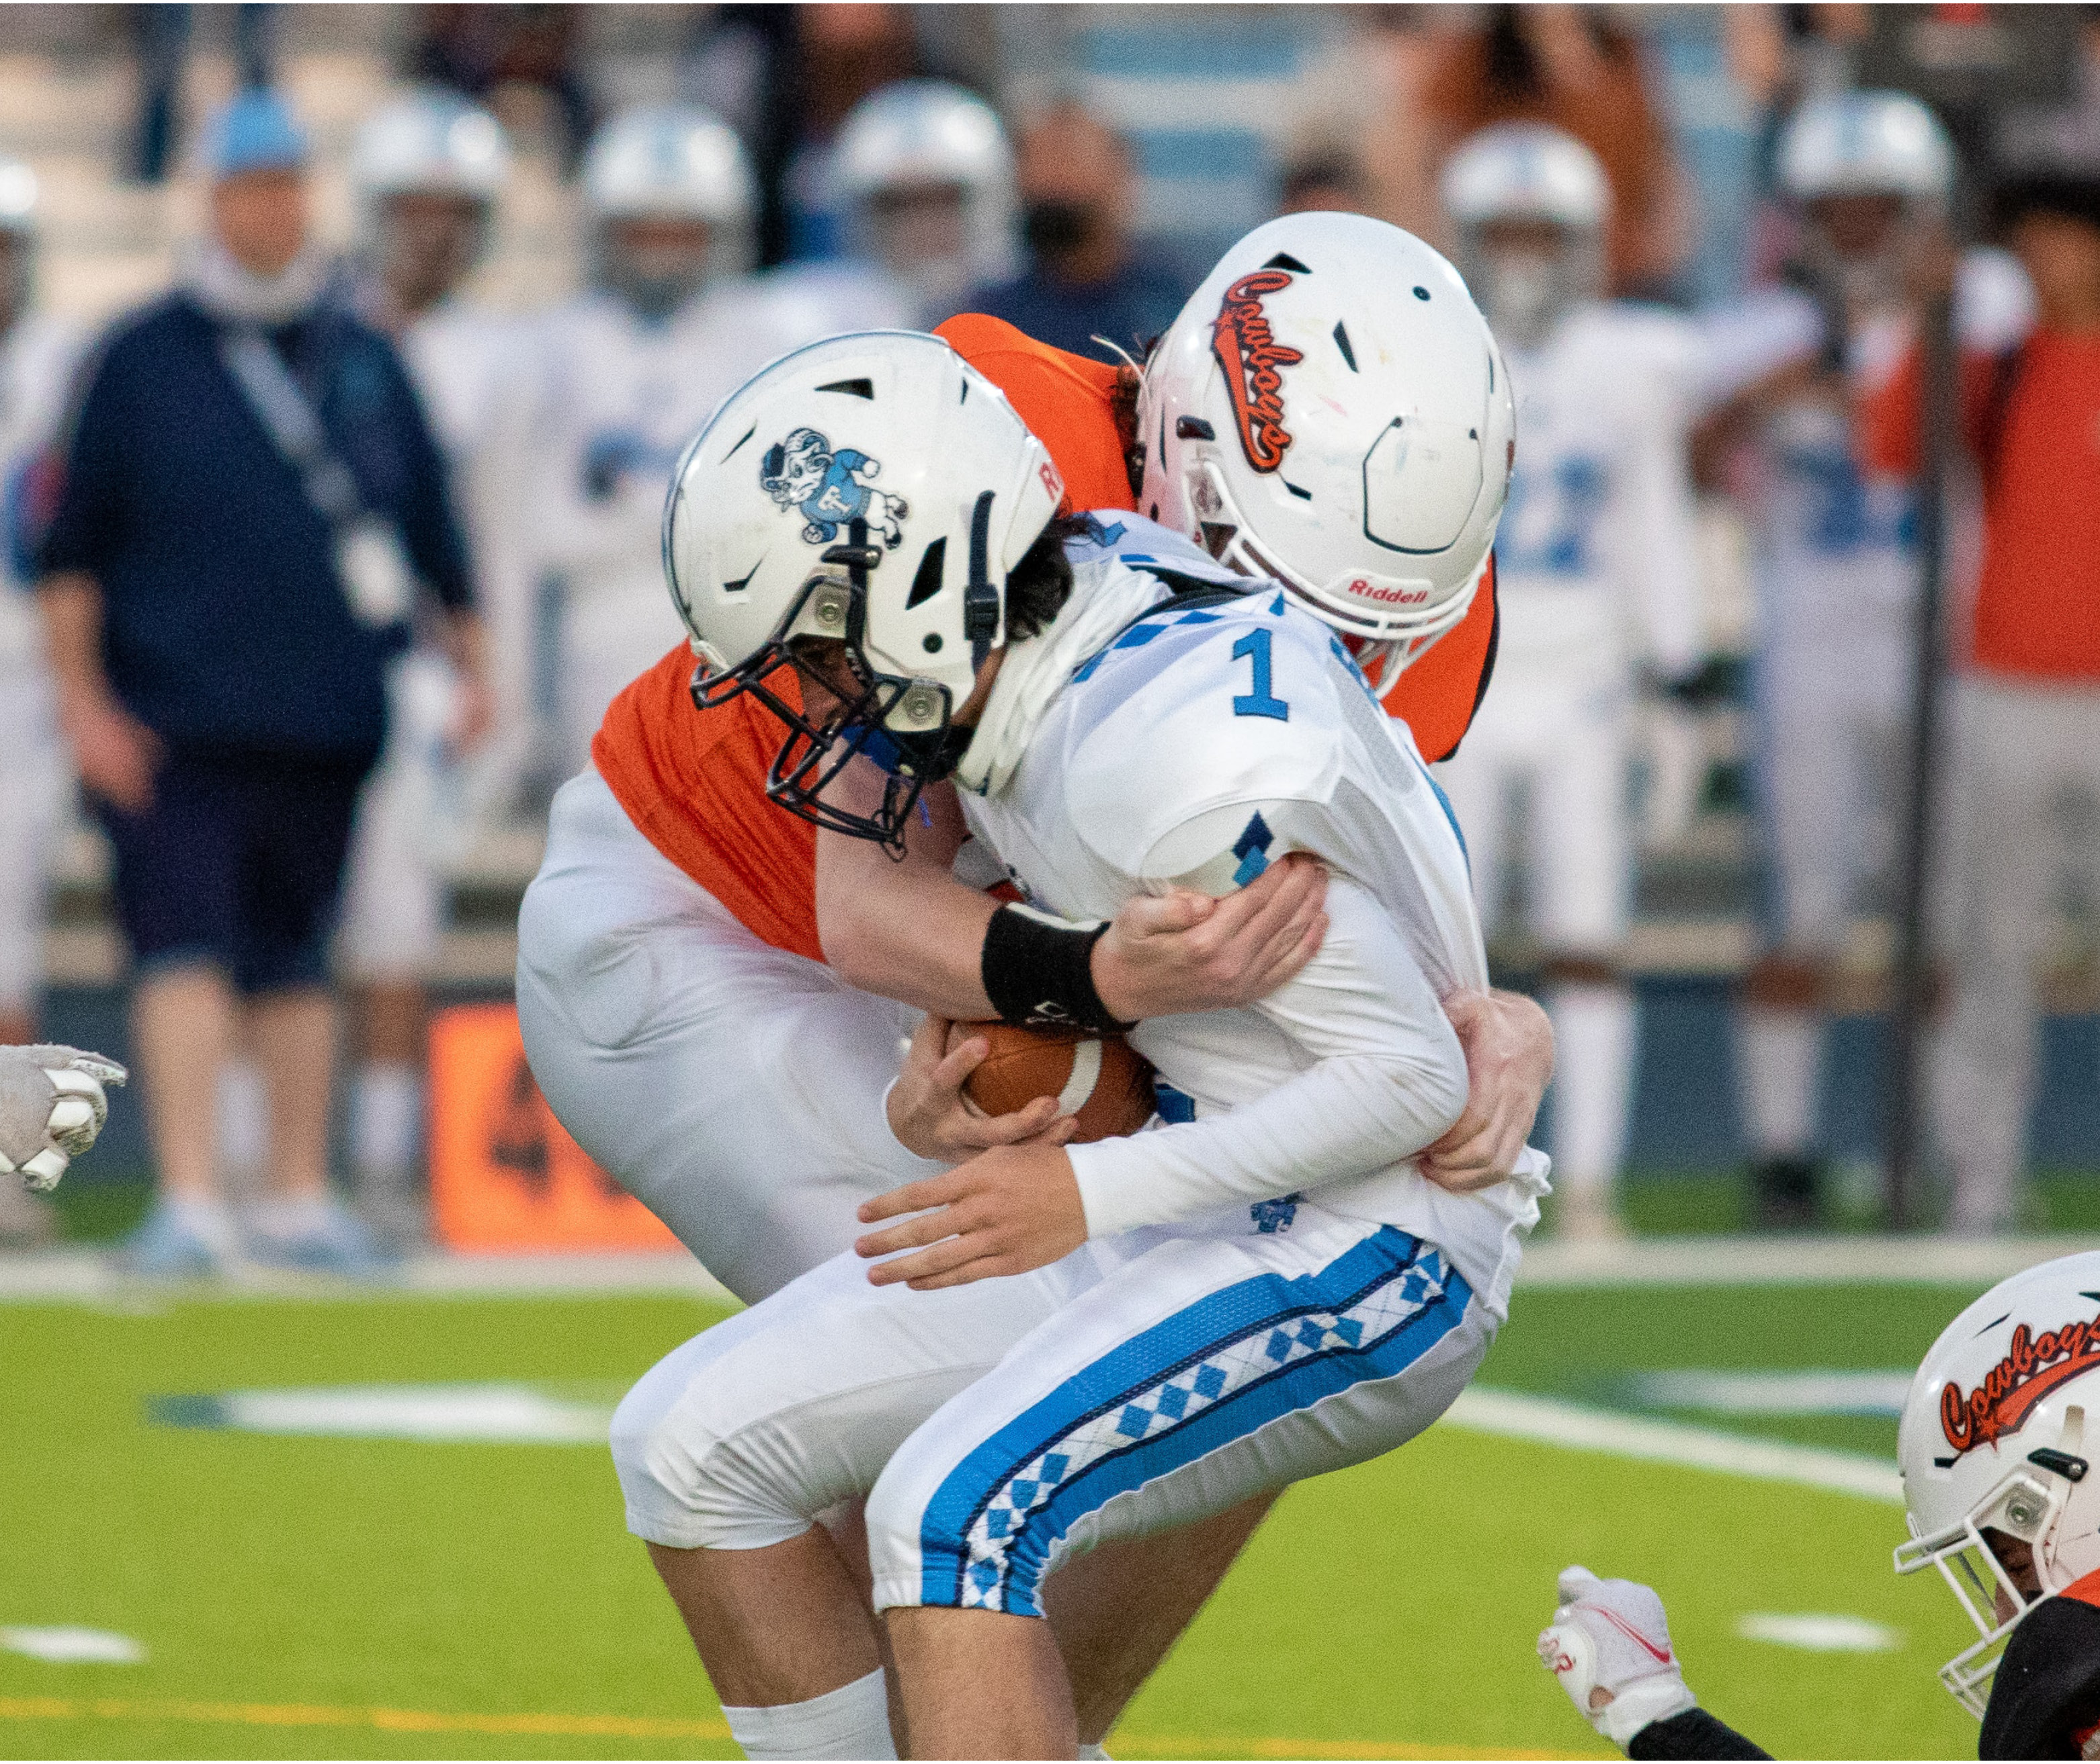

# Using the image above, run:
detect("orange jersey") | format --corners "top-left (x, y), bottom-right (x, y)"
top-left (593, 657), bottom-right (824, 961)
top-left (591, 315), bottom-right (1497, 954)
top-left (1863, 327), bottom-right (2100, 681)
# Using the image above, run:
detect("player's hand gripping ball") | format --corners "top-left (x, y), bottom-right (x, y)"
top-left (954, 1021), bottom-right (1156, 1144)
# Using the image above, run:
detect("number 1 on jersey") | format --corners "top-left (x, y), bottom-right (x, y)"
top-left (1231, 629), bottom-right (1289, 721)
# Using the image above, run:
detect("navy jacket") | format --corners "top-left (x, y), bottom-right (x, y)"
top-left (39, 292), bottom-right (470, 760)
top-left (964, 249), bottom-right (1194, 363)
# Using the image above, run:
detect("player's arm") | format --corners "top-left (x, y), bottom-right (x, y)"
top-left (1540, 1568), bottom-right (1769, 1761)
top-left (814, 759), bottom-right (1330, 1024)
top-left (855, 868), bottom-right (1474, 1288)
top-left (1063, 868), bottom-right (1470, 1237)
top-left (1978, 1589), bottom-right (2100, 1757)
top-left (1420, 987), bottom-right (1554, 1189)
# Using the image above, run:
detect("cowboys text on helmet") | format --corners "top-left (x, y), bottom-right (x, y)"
top-left (1137, 212), bottom-right (1513, 672)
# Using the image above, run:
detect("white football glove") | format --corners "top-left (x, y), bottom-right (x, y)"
top-left (1538, 1564), bottom-right (1697, 1750)
top-left (0, 1045), bottom-right (127, 1193)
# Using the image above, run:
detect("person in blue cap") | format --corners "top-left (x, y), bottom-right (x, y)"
top-left (32, 89), bottom-right (488, 1279)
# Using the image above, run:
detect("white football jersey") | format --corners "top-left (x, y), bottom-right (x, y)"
top-left (960, 526), bottom-right (1546, 1314)
top-left (0, 311), bottom-right (83, 676)
top-left (1495, 302), bottom-right (1703, 682)
top-left (1697, 249), bottom-right (2033, 657)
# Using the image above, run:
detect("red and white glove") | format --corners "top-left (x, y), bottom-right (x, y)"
top-left (1538, 1565), bottom-right (1697, 1749)
top-left (0, 1046), bottom-right (126, 1192)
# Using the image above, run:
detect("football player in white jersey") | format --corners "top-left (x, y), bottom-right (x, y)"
top-left (298, 89), bottom-right (513, 1247)
top-left (0, 161), bottom-right (85, 1245)
top-left (608, 248), bottom-right (1544, 1756)
top-left (1431, 124), bottom-right (1706, 1241)
top-left (1695, 91), bottom-right (2031, 1226)
top-left (536, 104), bottom-right (817, 770)
top-left (763, 79), bottom-right (1016, 335)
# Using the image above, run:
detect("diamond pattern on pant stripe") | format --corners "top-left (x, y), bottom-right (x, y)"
top-left (952, 1249), bottom-right (1447, 1607)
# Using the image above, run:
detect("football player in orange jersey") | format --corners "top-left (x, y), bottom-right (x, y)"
top-left (519, 216), bottom-right (1552, 1757)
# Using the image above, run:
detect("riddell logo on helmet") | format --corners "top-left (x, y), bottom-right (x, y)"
top-left (1347, 578), bottom-right (1429, 605)
top-left (1212, 269), bottom-right (1303, 474)
top-left (1941, 1304), bottom-right (2100, 1456)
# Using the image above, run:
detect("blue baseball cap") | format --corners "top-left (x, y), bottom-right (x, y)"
top-left (200, 90), bottom-right (309, 179)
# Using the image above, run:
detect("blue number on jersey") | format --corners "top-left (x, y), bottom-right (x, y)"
top-left (1791, 445), bottom-right (1916, 556)
top-left (1499, 454), bottom-right (1608, 577)
top-left (1231, 628), bottom-right (1289, 720)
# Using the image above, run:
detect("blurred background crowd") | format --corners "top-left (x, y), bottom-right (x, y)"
top-left (3, 1), bottom-right (2100, 1275)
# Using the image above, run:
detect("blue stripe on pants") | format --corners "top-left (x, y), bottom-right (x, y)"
top-left (915, 1225), bottom-right (1470, 1615)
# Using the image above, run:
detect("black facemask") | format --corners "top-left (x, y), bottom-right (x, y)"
top-left (1023, 198), bottom-right (1097, 258)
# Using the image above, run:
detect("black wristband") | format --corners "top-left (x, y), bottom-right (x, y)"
top-left (980, 903), bottom-right (1132, 1034)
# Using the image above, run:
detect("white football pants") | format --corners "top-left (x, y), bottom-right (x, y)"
top-left (610, 1200), bottom-right (1490, 1618)
top-left (515, 768), bottom-right (940, 1302)
top-left (339, 651), bottom-right (460, 984)
top-left (0, 675), bottom-right (64, 1013)
top-left (1935, 675), bottom-right (2100, 1232)
top-left (1753, 623), bottom-right (1910, 960)
top-left (1436, 655), bottom-right (1634, 1195)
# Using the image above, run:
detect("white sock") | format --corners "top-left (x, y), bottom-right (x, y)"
top-left (1079, 1747), bottom-right (1113, 1760)
top-left (1740, 1005), bottom-right (1824, 1158)
top-left (217, 1059), bottom-right (269, 1193)
top-left (722, 1667), bottom-right (896, 1761)
top-left (1545, 981), bottom-right (1636, 1200)
top-left (351, 1062), bottom-right (423, 1190)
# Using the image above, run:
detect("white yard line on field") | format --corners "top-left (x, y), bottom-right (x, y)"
top-left (1515, 1233), bottom-right (2100, 1290)
top-left (4, 1232), bottom-right (2094, 1307)
top-left (1445, 1388), bottom-right (1905, 1505)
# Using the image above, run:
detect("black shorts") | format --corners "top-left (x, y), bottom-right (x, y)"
top-left (98, 747), bottom-right (374, 996)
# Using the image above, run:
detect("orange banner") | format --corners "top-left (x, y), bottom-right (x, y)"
top-left (428, 1002), bottom-right (679, 1253)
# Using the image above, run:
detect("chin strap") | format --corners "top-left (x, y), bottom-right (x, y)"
top-left (965, 490), bottom-right (999, 671)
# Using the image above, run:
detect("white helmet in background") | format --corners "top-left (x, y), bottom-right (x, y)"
top-left (583, 104), bottom-right (755, 313)
top-left (665, 331), bottom-right (1063, 847)
top-left (352, 89), bottom-right (511, 202)
top-left (1778, 90), bottom-right (1954, 204)
top-left (830, 79), bottom-right (1017, 310)
top-left (1441, 122), bottom-right (1609, 351)
top-left (1896, 1253), bottom-right (2100, 1714)
top-left (0, 158), bottom-right (38, 329)
top-left (0, 158), bottom-right (37, 235)
top-left (1137, 212), bottom-right (1513, 677)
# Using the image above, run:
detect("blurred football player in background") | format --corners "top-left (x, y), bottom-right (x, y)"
top-left (1433, 124), bottom-right (1705, 1241)
top-left (0, 161), bottom-right (84, 1246)
top-left (534, 103), bottom-right (777, 773)
top-left (808, 77), bottom-right (1017, 327)
top-left (319, 89), bottom-right (515, 1248)
top-left (1537, 1252), bottom-right (2100, 1759)
top-left (1697, 91), bottom-right (2030, 1227)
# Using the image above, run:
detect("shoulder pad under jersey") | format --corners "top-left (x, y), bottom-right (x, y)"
top-left (1062, 593), bottom-right (1357, 890)
top-left (1064, 510), bottom-right (1251, 595)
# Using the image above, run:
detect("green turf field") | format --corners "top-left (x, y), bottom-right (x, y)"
top-left (0, 1277), bottom-right (1997, 1759)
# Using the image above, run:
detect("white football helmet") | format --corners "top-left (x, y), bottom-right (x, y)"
top-left (0, 158), bottom-right (35, 329)
top-left (829, 79), bottom-right (1017, 308)
top-left (1778, 90), bottom-right (1954, 205)
top-left (1136, 212), bottom-right (1513, 677)
top-left (663, 331), bottom-right (1063, 846)
top-left (1441, 122), bottom-right (1609, 351)
top-left (0, 157), bottom-right (36, 235)
top-left (1896, 1253), bottom-right (2100, 1714)
top-left (582, 104), bottom-right (755, 316)
top-left (351, 89), bottom-right (510, 202)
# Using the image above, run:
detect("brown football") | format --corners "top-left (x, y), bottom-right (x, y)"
top-left (953, 1021), bottom-right (1157, 1143)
